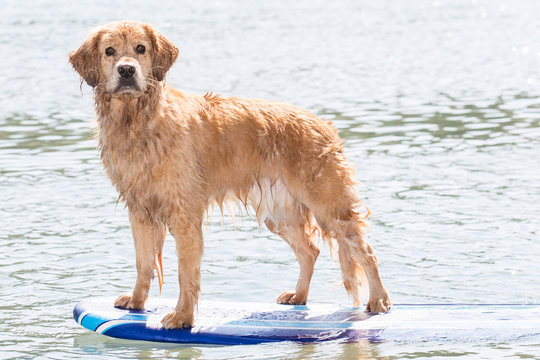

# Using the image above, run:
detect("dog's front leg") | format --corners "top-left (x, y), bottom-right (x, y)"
top-left (115, 209), bottom-right (166, 310)
top-left (161, 216), bottom-right (203, 329)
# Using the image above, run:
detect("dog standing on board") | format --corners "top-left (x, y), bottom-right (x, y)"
top-left (69, 21), bottom-right (391, 329)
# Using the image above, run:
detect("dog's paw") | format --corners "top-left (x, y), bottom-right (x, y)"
top-left (365, 294), bottom-right (392, 313)
top-left (276, 290), bottom-right (307, 305)
top-left (161, 310), bottom-right (194, 329)
top-left (114, 294), bottom-right (145, 310)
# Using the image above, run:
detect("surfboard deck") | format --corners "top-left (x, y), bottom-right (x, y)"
top-left (74, 298), bottom-right (540, 345)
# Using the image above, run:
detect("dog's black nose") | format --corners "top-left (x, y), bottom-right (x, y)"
top-left (118, 64), bottom-right (136, 78)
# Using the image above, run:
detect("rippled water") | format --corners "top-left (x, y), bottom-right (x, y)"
top-left (1, 0), bottom-right (540, 359)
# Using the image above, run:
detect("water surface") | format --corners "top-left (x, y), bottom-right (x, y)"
top-left (1, 0), bottom-right (539, 359)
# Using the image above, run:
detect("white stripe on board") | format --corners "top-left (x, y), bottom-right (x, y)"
top-left (77, 311), bottom-right (90, 324)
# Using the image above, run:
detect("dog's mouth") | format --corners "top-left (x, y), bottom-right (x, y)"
top-left (114, 77), bottom-right (142, 94)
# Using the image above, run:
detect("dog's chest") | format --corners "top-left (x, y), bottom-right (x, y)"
top-left (99, 125), bottom-right (166, 195)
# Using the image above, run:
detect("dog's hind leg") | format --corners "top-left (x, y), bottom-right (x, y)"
top-left (326, 215), bottom-right (391, 313)
top-left (337, 238), bottom-right (366, 307)
top-left (266, 207), bottom-right (320, 305)
top-left (115, 209), bottom-right (167, 310)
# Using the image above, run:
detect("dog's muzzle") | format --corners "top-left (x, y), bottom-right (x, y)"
top-left (115, 63), bottom-right (140, 92)
top-left (118, 64), bottom-right (136, 78)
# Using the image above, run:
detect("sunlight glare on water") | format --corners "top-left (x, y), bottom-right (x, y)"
top-left (0, 0), bottom-right (539, 359)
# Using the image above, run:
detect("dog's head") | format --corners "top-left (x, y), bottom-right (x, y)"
top-left (69, 21), bottom-right (178, 97)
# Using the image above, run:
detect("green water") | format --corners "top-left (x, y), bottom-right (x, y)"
top-left (1, 0), bottom-right (539, 359)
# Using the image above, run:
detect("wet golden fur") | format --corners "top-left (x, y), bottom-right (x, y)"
top-left (69, 21), bottom-right (391, 329)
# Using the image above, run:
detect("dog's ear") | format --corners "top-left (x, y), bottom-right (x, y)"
top-left (69, 30), bottom-right (102, 87)
top-left (145, 24), bottom-right (179, 81)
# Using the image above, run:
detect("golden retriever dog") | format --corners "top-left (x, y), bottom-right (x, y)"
top-left (69, 21), bottom-right (391, 329)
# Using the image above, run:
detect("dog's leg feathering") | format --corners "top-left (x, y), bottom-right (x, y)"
top-left (115, 209), bottom-right (166, 310)
top-left (335, 216), bottom-right (391, 313)
top-left (154, 251), bottom-right (164, 294)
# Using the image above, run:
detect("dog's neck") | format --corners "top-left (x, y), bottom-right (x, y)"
top-left (95, 85), bottom-right (162, 124)
top-left (93, 84), bottom-right (167, 155)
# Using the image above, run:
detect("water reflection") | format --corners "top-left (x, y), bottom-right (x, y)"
top-left (72, 333), bottom-right (540, 359)
top-left (73, 335), bottom-right (385, 360)
top-left (324, 93), bottom-right (540, 152)
top-left (0, 112), bottom-right (92, 152)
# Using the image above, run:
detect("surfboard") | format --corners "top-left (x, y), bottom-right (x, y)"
top-left (73, 298), bottom-right (540, 345)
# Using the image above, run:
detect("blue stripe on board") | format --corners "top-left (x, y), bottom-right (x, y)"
top-left (80, 313), bottom-right (110, 332)
top-left (97, 321), bottom-right (380, 344)
top-left (96, 319), bottom-right (147, 334)
top-left (102, 323), bottom-right (281, 345)
top-left (118, 314), bottom-right (149, 321)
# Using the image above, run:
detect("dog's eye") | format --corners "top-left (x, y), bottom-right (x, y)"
top-left (105, 47), bottom-right (115, 56)
top-left (136, 44), bottom-right (146, 54)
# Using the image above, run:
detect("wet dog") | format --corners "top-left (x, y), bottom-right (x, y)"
top-left (69, 21), bottom-right (391, 329)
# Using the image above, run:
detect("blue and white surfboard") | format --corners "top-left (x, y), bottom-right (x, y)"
top-left (74, 298), bottom-right (540, 345)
